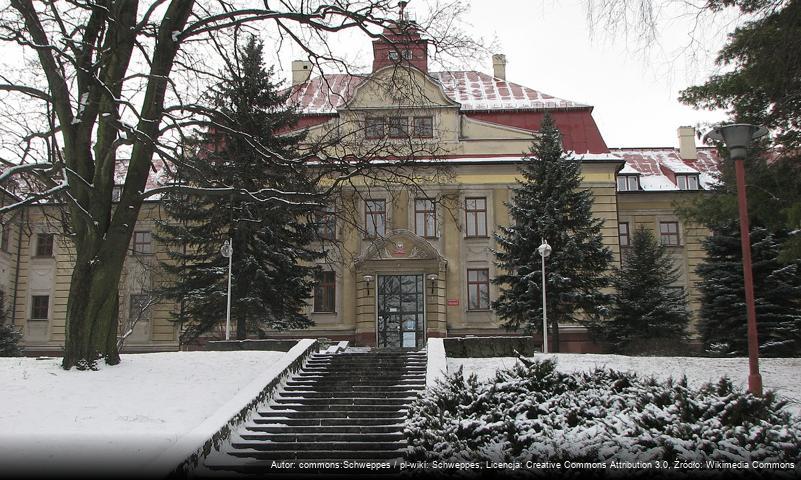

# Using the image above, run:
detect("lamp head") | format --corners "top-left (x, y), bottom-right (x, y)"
top-left (703, 124), bottom-right (768, 161)
top-left (537, 240), bottom-right (552, 258)
top-left (220, 239), bottom-right (232, 258)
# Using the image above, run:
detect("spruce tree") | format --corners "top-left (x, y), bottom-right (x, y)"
top-left (697, 222), bottom-right (801, 357)
top-left (492, 113), bottom-right (612, 351)
top-left (604, 226), bottom-right (689, 353)
top-left (157, 37), bottom-right (320, 342)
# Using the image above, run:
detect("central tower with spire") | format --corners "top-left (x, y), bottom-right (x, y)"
top-left (372, 1), bottom-right (429, 73)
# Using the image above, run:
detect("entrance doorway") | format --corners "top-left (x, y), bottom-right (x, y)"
top-left (376, 274), bottom-right (425, 349)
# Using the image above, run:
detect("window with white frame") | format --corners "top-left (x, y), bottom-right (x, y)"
top-left (617, 175), bottom-right (640, 191)
top-left (132, 231), bottom-right (152, 255)
top-left (415, 199), bottom-right (437, 238)
top-left (467, 269), bottom-right (490, 310)
top-left (365, 200), bottom-right (386, 238)
top-left (659, 221), bottom-right (680, 246)
top-left (618, 222), bottom-right (630, 247)
top-left (676, 174), bottom-right (700, 190)
top-left (465, 197), bottom-right (487, 237)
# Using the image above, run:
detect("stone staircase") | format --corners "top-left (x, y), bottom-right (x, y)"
top-left (199, 349), bottom-right (426, 475)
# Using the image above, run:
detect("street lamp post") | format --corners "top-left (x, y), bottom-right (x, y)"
top-left (220, 239), bottom-right (233, 341)
top-left (704, 124), bottom-right (768, 396)
top-left (537, 239), bottom-right (552, 354)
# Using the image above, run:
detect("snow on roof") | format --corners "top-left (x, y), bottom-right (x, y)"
top-left (611, 147), bottom-right (721, 191)
top-left (286, 71), bottom-right (590, 114)
top-left (287, 74), bottom-right (366, 114)
top-left (431, 71), bottom-right (589, 111)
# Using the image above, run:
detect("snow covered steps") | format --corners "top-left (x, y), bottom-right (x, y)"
top-left (198, 350), bottom-right (426, 476)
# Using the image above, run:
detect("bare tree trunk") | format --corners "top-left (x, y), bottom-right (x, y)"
top-left (62, 235), bottom-right (130, 369)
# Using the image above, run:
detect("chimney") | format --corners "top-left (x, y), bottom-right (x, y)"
top-left (677, 126), bottom-right (697, 160)
top-left (292, 60), bottom-right (312, 86)
top-left (492, 54), bottom-right (507, 80)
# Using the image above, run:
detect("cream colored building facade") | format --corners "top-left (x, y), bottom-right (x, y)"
top-left (0, 28), bottom-right (720, 354)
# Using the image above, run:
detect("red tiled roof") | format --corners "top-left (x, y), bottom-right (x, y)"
top-left (433, 71), bottom-right (588, 111)
top-left (611, 147), bottom-right (721, 191)
top-left (286, 71), bottom-right (589, 114)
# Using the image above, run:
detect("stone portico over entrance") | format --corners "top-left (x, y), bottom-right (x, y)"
top-left (354, 230), bottom-right (447, 348)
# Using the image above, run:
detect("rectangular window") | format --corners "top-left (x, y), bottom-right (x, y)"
top-left (660, 221), bottom-right (680, 246)
top-left (129, 294), bottom-right (152, 325)
top-left (365, 200), bottom-right (386, 238)
top-left (415, 199), bottom-right (437, 238)
top-left (132, 231), bottom-right (152, 255)
top-left (387, 117), bottom-right (408, 138)
top-left (31, 295), bottom-right (49, 320)
top-left (617, 175), bottom-right (640, 191)
top-left (313, 271), bottom-right (336, 313)
top-left (677, 175), bottom-right (699, 190)
top-left (467, 269), bottom-right (490, 310)
top-left (618, 222), bottom-right (630, 247)
top-left (465, 197), bottom-right (487, 237)
top-left (413, 116), bottom-right (433, 138)
top-left (1, 224), bottom-right (9, 253)
top-left (365, 117), bottom-right (384, 139)
top-left (315, 205), bottom-right (336, 240)
top-left (35, 233), bottom-right (54, 257)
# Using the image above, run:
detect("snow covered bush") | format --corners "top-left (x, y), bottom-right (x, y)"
top-left (405, 358), bottom-right (801, 464)
top-left (0, 324), bottom-right (23, 357)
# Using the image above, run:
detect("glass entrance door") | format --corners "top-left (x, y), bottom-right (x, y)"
top-left (376, 275), bottom-right (424, 349)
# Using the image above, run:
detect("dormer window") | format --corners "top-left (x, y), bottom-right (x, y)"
top-left (676, 174), bottom-right (699, 190)
top-left (617, 174), bottom-right (640, 192)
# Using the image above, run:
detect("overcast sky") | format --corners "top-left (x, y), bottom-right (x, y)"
top-left (273, 0), bottom-right (744, 149)
top-left (0, 1), bottom-right (745, 152)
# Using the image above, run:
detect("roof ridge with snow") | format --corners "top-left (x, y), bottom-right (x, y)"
top-left (286, 70), bottom-right (590, 114)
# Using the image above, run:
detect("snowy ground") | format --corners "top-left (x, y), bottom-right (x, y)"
top-left (449, 354), bottom-right (801, 416)
top-left (0, 351), bottom-right (287, 474)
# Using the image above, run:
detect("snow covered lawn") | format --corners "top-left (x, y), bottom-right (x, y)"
top-left (0, 351), bottom-right (287, 473)
top-left (450, 354), bottom-right (801, 415)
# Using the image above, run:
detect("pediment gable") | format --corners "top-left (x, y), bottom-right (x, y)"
top-left (355, 229), bottom-right (447, 268)
top-left (342, 66), bottom-right (460, 111)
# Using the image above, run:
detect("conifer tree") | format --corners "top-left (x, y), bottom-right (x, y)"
top-left (156, 37), bottom-right (320, 342)
top-left (493, 113), bottom-right (612, 351)
top-left (697, 222), bottom-right (801, 356)
top-left (604, 226), bottom-right (689, 352)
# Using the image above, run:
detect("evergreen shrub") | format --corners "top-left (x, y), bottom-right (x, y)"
top-left (406, 359), bottom-right (801, 465)
top-left (0, 324), bottom-right (23, 357)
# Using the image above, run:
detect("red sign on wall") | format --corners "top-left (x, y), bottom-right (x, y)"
top-left (447, 299), bottom-right (459, 306)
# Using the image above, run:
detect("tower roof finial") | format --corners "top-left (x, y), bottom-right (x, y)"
top-left (399, 1), bottom-right (408, 21)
